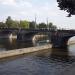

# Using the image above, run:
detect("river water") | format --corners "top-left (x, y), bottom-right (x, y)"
top-left (0, 38), bottom-right (75, 75)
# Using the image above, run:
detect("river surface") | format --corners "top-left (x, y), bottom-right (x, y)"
top-left (0, 38), bottom-right (75, 75)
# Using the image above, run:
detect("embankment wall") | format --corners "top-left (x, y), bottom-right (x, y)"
top-left (0, 44), bottom-right (52, 59)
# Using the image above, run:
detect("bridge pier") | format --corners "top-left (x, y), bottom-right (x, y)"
top-left (49, 34), bottom-right (71, 48)
top-left (51, 37), bottom-right (67, 48)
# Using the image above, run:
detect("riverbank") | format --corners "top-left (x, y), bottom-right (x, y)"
top-left (0, 44), bottom-right (52, 59)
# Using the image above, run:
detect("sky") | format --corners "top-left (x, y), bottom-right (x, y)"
top-left (0, 0), bottom-right (75, 29)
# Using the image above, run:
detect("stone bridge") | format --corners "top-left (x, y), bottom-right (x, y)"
top-left (0, 28), bottom-right (75, 48)
top-left (17, 29), bottom-right (75, 48)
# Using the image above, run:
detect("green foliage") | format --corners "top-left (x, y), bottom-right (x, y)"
top-left (29, 21), bottom-right (35, 29)
top-left (48, 22), bottom-right (57, 30)
top-left (51, 25), bottom-right (57, 30)
top-left (38, 22), bottom-right (57, 30)
top-left (0, 16), bottom-right (57, 29)
top-left (11, 21), bottom-right (19, 28)
top-left (6, 16), bottom-right (19, 28)
top-left (48, 23), bottom-right (53, 28)
top-left (6, 16), bottom-right (13, 28)
top-left (38, 23), bottom-right (47, 29)
top-left (0, 22), bottom-right (7, 28)
top-left (20, 20), bottom-right (29, 29)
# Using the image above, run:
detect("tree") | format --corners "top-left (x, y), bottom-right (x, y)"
top-left (29, 21), bottom-right (35, 29)
top-left (6, 16), bottom-right (20, 28)
top-left (38, 23), bottom-right (47, 29)
top-left (48, 23), bottom-right (53, 28)
top-left (51, 25), bottom-right (57, 30)
top-left (0, 22), bottom-right (7, 28)
top-left (57, 0), bottom-right (75, 17)
top-left (48, 22), bottom-right (57, 30)
top-left (6, 16), bottom-right (13, 28)
top-left (20, 20), bottom-right (30, 29)
top-left (11, 20), bottom-right (20, 28)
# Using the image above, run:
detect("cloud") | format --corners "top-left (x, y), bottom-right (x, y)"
top-left (17, 1), bottom-right (32, 8)
top-left (0, 0), bottom-right (75, 29)
top-left (0, 0), bottom-right (63, 19)
top-left (0, 0), bottom-right (16, 6)
top-left (0, 0), bottom-right (60, 23)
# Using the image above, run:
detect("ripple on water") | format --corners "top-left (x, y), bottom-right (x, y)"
top-left (0, 47), bottom-right (75, 75)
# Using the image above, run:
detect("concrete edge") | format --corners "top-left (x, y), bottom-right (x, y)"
top-left (0, 44), bottom-right (52, 59)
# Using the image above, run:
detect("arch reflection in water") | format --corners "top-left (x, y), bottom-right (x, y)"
top-left (0, 38), bottom-right (34, 51)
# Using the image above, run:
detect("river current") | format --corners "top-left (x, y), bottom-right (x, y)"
top-left (0, 38), bottom-right (75, 75)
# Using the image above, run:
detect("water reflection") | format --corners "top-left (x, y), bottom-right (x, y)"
top-left (0, 39), bottom-right (75, 75)
top-left (29, 46), bottom-right (75, 68)
top-left (0, 38), bottom-right (34, 51)
top-left (68, 45), bottom-right (75, 56)
top-left (0, 37), bottom-right (50, 51)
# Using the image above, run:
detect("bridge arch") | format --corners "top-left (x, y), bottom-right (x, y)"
top-left (50, 34), bottom-right (75, 48)
top-left (17, 31), bottom-right (49, 44)
top-left (68, 36), bottom-right (75, 45)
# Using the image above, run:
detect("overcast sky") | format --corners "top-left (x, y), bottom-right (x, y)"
top-left (0, 0), bottom-right (75, 29)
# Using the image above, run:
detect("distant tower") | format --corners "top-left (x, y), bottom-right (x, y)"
top-left (35, 15), bottom-right (37, 29)
top-left (46, 17), bottom-right (49, 30)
